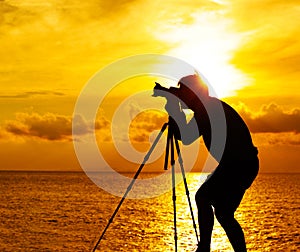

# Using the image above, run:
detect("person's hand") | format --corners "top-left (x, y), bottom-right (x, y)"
top-left (164, 97), bottom-right (181, 116)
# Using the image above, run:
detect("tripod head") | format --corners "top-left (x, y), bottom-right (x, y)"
top-left (167, 116), bottom-right (179, 131)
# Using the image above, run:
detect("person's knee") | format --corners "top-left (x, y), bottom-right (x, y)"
top-left (195, 186), bottom-right (209, 207)
top-left (215, 209), bottom-right (234, 226)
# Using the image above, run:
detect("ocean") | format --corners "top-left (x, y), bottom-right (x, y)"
top-left (0, 171), bottom-right (299, 251)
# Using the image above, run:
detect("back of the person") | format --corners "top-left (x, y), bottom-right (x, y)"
top-left (190, 97), bottom-right (258, 187)
top-left (220, 100), bottom-right (257, 162)
top-left (191, 97), bottom-right (256, 160)
top-left (212, 98), bottom-right (259, 188)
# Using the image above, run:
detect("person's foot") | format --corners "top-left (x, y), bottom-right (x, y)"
top-left (193, 243), bottom-right (210, 252)
top-left (194, 243), bottom-right (202, 252)
top-left (194, 245), bottom-right (201, 252)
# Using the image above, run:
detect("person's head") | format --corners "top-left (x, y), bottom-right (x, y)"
top-left (177, 74), bottom-right (209, 107)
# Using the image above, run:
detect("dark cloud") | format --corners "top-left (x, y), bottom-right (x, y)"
top-left (128, 104), bottom-right (300, 145)
top-left (0, 90), bottom-right (65, 98)
top-left (252, 132), bottom-right (300, 146)
top-left (238, 103), bottom-right (300, 133)
top-left (1, 104), bottom-right (299, 145)
top-left (4, 113), bottom-right (73, 140)
top-left (2, 112), bottom-right (110, 141)
top-left (72, 114), bottom-right (92, 136)
top-left (0, 109), bottom-right (164, 143)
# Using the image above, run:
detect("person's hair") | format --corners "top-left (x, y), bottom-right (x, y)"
top-left (177, 74), bottom-right (209, 105)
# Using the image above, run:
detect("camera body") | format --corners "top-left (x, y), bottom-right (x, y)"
top-left (153, 82), bottom-right (192, 110)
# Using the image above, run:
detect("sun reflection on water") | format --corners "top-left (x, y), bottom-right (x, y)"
top-left (0, 172), bottom-right (299, 251)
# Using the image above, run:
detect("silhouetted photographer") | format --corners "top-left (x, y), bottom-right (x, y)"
top-left (154, 74), bottom-right (259, 252)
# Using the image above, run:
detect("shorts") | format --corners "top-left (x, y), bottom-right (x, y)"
top-left (198, 176), bottom-right (246, 214)
top-left (197, 156), bottom-right (259, 214)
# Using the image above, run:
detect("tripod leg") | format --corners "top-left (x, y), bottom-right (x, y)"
top-left (170, 134), bottom-right (178, 252)
top-left (164, 126), bottom-right (171, 170)
top-left (174, 138), bottom-right (200, 243)
top-left (92, 123), bottom-right (168, 252)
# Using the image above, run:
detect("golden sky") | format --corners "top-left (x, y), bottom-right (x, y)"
top-left (0, 0), bottom-right (299, 172)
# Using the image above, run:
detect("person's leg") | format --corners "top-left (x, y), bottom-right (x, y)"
top-left (215, 209), bottom-right (247, 252)
top-left (214, 186), bottom-right (247, 252)
top-left (195, 184), bottom-right (214, 252)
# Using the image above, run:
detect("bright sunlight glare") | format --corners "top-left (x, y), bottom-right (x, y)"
top-left (155, 11), bottom-right (252, 98)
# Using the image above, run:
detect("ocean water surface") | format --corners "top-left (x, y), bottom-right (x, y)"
top-left (0, 171), bottom-right (299, 251)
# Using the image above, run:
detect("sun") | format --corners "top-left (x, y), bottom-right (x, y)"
top-left (155, 10), bottom-right (252, 98)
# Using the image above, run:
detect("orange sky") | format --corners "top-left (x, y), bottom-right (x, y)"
top-left (0, 0), bottom-right (299, 173)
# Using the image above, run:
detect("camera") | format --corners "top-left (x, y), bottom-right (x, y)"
top-left (152, 82), bottom-right (179, 98)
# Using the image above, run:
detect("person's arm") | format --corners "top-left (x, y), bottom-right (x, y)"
top-left (165, 98), bottom-right (200, 145)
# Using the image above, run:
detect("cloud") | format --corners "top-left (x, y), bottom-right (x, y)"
top-left (227, 0), bottom-right (300, 90)
top-left (0, 90), bottom-right (65, 98)
top-left (237, 103), bottom-right (300, 133)
top-left (225, 0), bottom-right (299, 32)
top-left (0, 108), bottom-right (165, 143)
top-left (127, 103), bottom-right (300, 146)
top-left (1, 0), bottom-right (190, 93)
top-left (0, 0), bottom-right (223, 71)
top-left (1, 112), bottom-right (111, 141)
top-left (1, 104), bottom-right (299, 147)
top-left (0, 1), bottom-right (169, 69)
top-left (129, 110), bottom-right (167, 142)
top-left (252, 132), bottom-right (300, 147)
top-left (3, 112), bottom-right (73, 140)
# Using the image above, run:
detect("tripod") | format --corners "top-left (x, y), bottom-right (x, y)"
top-left (92, 118), bottom-right (199, 252)
top-left (165, 117), bottom-right (199, 251)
